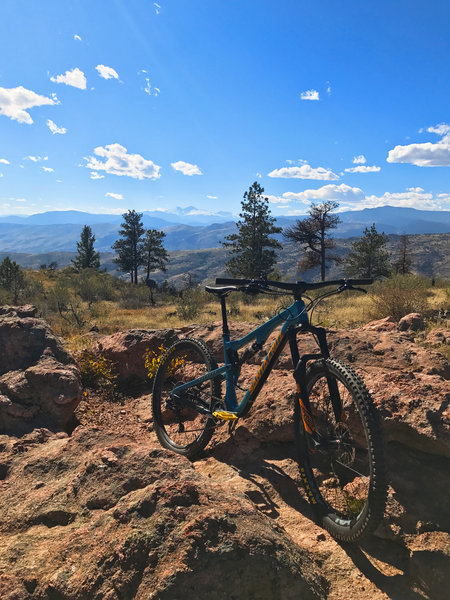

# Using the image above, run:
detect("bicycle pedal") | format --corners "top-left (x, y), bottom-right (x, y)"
top-left (212, 410), bottom-right (239, 421)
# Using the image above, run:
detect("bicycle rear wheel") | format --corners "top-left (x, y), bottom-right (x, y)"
top-left (295, 358), bottom-right (387, 542)
top-left (152, 338), bottom-right (221, 459)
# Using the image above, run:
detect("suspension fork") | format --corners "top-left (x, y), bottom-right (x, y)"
top-left (289, 325), bottom-right (343, 436)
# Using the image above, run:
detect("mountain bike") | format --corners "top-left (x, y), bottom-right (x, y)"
top-left (152, 277), bottom-right (387, 542)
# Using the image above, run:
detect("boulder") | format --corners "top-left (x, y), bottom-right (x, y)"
top-left (425, 327), bottom-right (449, 347)
top-left (362, 316), bottom-right (397, 331)
top-left (0, 304), bottom-right (37, 318)
top-left (0, 428), bottom-right (326, 600)
top-left (0, 307), bottom-right (81, 435)
top-left (97, 328), bottom-right (181, 383)
top-left (398, 312), bottom-right (424, 331)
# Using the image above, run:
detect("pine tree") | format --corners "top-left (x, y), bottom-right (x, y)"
top-left (283, 201), bottom-right (341, 281)
top-left (0, 256), bottom-right (25, 303)
top-left (112, 210), bottom-right (145, 283)
top-left (142, 229), bottom-right (169, 303)
top-left (221, 182), bottom-right (282, 278)
top-left (72, 225), bottom-right (100, 271)
top-left (393, 234), bottom-right (413, 275)
top-left (344, 223), bottom-right (391, 278)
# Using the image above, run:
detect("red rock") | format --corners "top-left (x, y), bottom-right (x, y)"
top-left (398, 312), bottom-right (424, 331)
top-left (363, 316), bottom-right (397, 331)
top-left (1, 314), bottom-right (450, 599)
top-left (97, 328), bottom-right (181, 383)
top-left (0, 310), bottom-right (81, 435)
top-left (0, 428), bottom-right (325, 600)
top-left (425, 327), bottom-right (449, 347)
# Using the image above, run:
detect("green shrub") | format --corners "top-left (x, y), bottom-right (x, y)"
top-left (176, 287), bottom-right (206, 320)
top-left (118, 283), bottom-right (150, 309)
top-left (77, 349), bottom-right (121, 400)
top-left (369, 274), bottom-right (430, 321)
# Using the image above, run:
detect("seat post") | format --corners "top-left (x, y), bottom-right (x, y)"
top-left (220, 295), bottom-right (230, 337)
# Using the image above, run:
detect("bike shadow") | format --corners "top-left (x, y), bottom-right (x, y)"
top-left (204, 426), bottom-right (428, 600)
top-left (341, 539), bottom-right (424, 600)
top-left (205, 425), bottom-right (317, 522)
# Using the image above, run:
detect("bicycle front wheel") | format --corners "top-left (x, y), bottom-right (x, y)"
top-left (152, 338), bottom-right (221, 459)
top-left (295, 358), bottom-right (387, 542)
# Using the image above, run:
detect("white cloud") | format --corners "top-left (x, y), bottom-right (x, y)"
top-left (256, 172), bottom-right (262, 178)
top-left (154, 2), bottom-right (161, 14)
top-left (285, 184), bottom-right (364, 204)
top-left (361, 189), bottom-right (445, 210)
top-left (0, 173), bottom-right (2, 178)
top-left (427, 123), bottom-right (450, 136)
top-left (47, 119), bottom-right (67, 135)
top-left (106, 192), bottom-right (123, 200)
top-left (387, 123), bottom-right (450, 167)
top-left (268, 163), bottom-right (339, 181)
top-left (144, 77), bottom-right (160, 96)
top-left (206, 195), bottom-right (218, 200)
top-left (90, 171), bottom-right (104, 179)
top-left (171, 161), bottom-right (202, 176)
top-left (269, 184), bottom-right (449, 212)
top-left (0, 86), bottom-right (57, 124)
top-left (42, 166), bottom-right (54, 172)
top-left (74, 34), bottom-right (82, 41)
top-left (266, 184), bottom-right (364, 206)
top-left (300, 89), bottom-right (319, 101)
top-left (86, 143), bottom-right (161, 180)
top-left (14, 198), bottom-right (27, 202)
top-left (95, 65), bottom-right (119, 80)
top-left (345, 165), bottom-right (381, 173)
top-left (50, 67), bottom-right (87, 90)
top-left (353, 155), bottom-right (366, 164)
top-left (26, 155), bottom-right (48, 162)
top-left (0, 158), bottom-right (9, 164)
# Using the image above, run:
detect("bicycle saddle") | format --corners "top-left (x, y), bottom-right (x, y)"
top-left (204, 285), bottom-right (237, 296)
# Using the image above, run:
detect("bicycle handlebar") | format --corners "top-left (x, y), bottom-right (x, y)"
top-left (215, 277), bottom-right (373, 293)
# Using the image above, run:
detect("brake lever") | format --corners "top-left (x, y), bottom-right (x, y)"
top-left (338, 284), bottom-right (368, 294)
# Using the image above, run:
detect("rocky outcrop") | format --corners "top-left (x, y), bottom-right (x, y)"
top-left (97, 329), bottom-right (180, 383)
top-left (0, 307), bottom-right (81, 435)
top-left (0, 428), bottom-right (326, 600)
top-left (2, 316), bottom-right (448, 599)
top-left (0, 304), bottom-right (37, 318)
top-left (425, 327), bottom-right (449, 347)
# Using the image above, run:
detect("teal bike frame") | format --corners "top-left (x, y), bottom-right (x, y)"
top-left (170, 297), bottom-right (310, 417)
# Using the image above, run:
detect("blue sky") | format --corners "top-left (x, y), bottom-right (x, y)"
top-left (0, 0), bottom-right (449, 218)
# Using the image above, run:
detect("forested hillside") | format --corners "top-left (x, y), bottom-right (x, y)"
top-left (2, 232), bottom-right (449, 286)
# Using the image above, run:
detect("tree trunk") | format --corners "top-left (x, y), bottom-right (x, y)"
top-left (320, 225), bottom-right (326, 281)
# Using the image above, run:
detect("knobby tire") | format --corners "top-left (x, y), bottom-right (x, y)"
top-left (294, 358), bottom-right (387, 542)
top-left (152, 338), bottom-right (221, 459)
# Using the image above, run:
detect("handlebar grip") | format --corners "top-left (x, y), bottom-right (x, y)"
top-left (216, 277), bottom-right (252, 285)
top-left (348, 278), bottom-right (373, 286)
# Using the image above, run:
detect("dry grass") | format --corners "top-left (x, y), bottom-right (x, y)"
top-left (44, 282), bottom-right (450, 343)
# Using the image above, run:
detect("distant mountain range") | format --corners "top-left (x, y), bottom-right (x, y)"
top-left (0, 206), bottom-right (449, 254)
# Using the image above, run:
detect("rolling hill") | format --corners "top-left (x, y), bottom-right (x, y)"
top-left (0, 206), bottom-right (449, 254)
